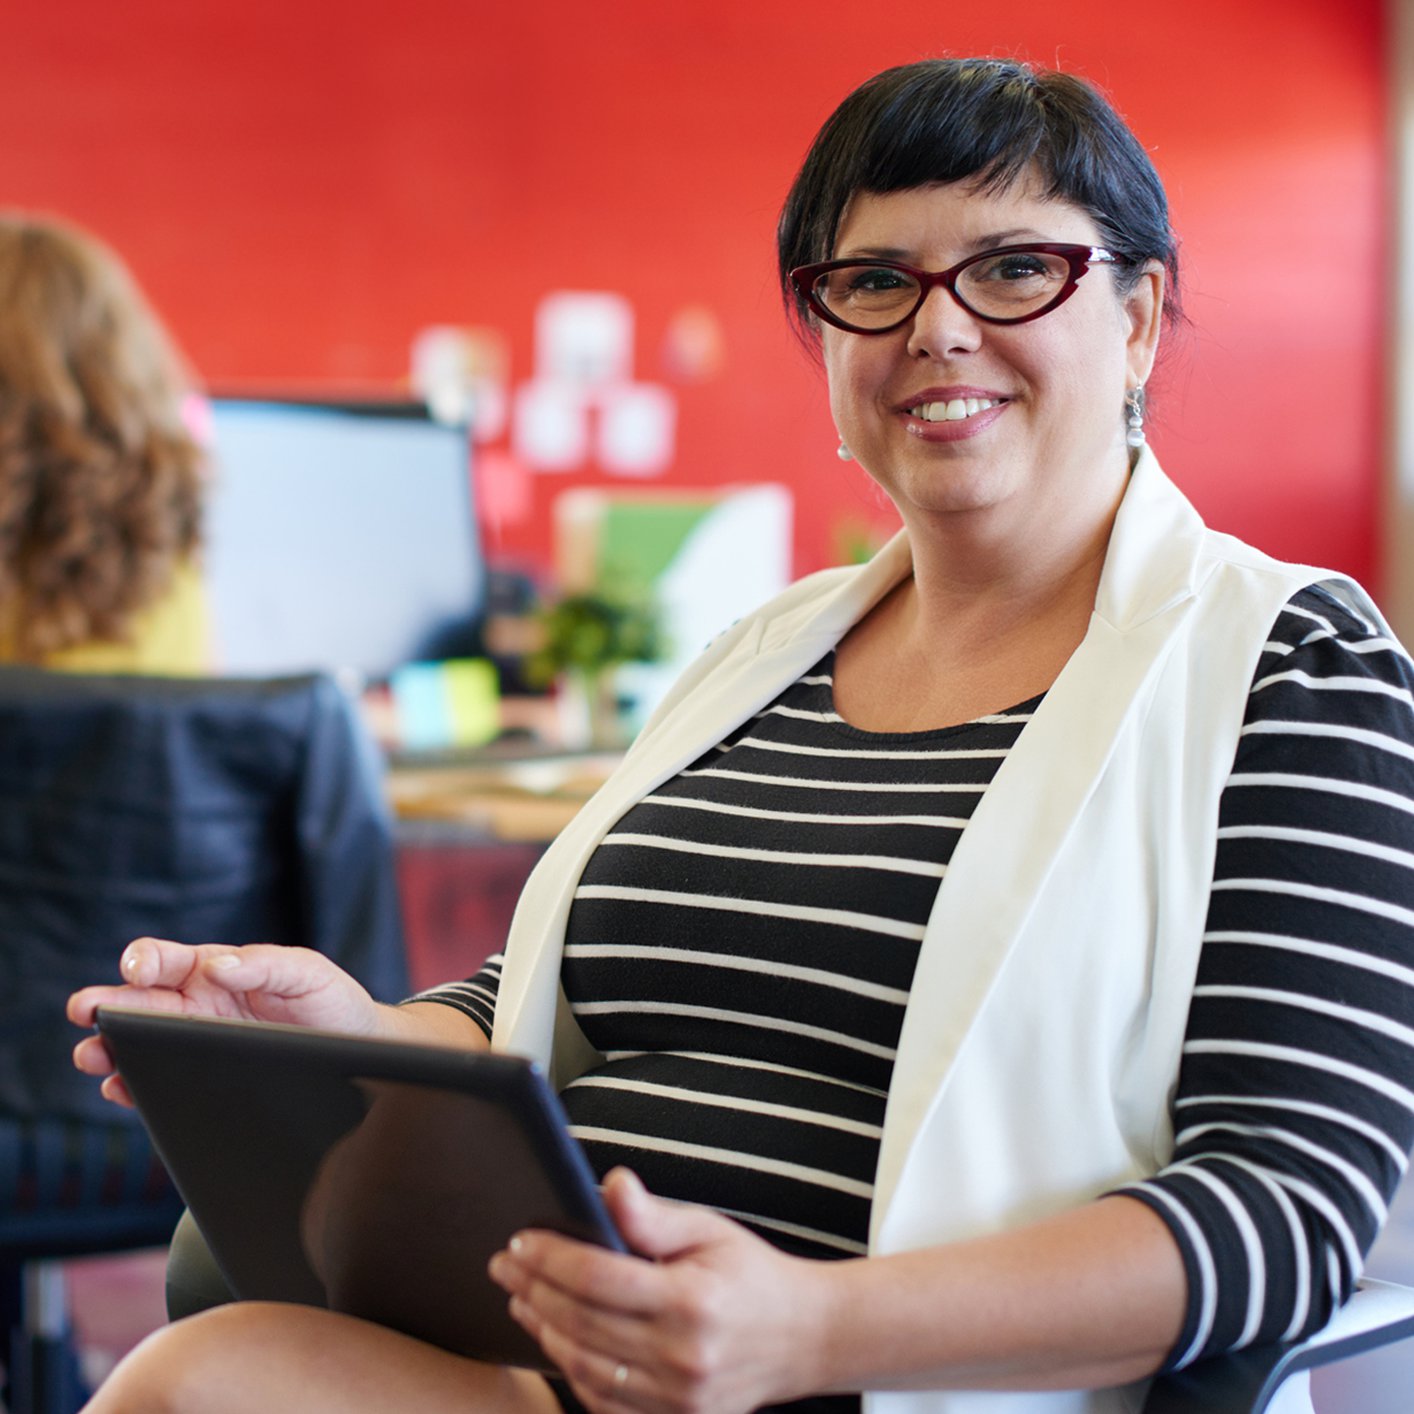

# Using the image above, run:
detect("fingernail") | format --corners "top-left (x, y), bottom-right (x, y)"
top-left (509, 1234), bottom-right (524, 1254)
top-left (610, 1167), bottom-right (642, 1194)
top-left (210, 955), bottom-right (241, 970)
top-left (122, 952), bottom-right (140, 976)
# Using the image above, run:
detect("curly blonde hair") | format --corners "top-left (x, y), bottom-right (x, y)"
top-left (0, 215), bottom-right (205, 660)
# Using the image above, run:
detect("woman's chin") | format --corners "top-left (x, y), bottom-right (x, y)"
top-left (866, 460), bottom-right (1020, 523)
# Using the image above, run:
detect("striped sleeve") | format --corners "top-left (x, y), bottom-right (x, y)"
top-left (405, 951), bottom-right (503, 1041)
top-left (1119, 583), bottom-right (1414, 1369)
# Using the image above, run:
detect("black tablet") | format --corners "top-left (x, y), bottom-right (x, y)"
top-left (95, 1006), bottom-right (624, 1370)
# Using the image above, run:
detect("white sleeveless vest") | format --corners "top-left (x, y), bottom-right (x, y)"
top-left (492, 451), bottom-right (1385, 1414)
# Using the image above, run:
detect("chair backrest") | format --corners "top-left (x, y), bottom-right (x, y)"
top-left (0, 668), bottom-right (408, 1128)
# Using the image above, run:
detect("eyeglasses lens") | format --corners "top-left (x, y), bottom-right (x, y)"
top-left (812, 266), bottom-right (922, 330)
top-left (813, 249), bottom-right (1075, 331)
top-left (956, 250), bottom-right (1072, 319)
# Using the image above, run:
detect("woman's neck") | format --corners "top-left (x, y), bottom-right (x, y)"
top-left (830, 462), bottom-right (1128, 732)
top-left (900, 472), bottom-right (1124, 647)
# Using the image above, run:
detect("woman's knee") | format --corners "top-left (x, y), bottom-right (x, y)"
top-left (83, 1303), bottom-right (286, 1413)
top-left (84, 1301), bottom-right (561, 1414)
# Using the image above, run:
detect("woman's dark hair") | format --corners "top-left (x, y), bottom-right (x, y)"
top-left (0, 214), bottom-right (205, 659)
top-left (777, 58), bottom-right (1181, 343)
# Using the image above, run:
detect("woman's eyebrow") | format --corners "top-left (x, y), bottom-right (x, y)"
top-left (964, 227), bottom-right (1051, 251)
top-left (835, 245), bottom-right (913, 261)
top-left (836, 229), bottom-right (1058, 262)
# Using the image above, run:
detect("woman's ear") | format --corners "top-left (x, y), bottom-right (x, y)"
top-left (1123, 261), bottom-right (1165, 389)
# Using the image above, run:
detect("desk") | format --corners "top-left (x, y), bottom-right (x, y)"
top-left (386, 751), bottom-right (622, 991)
top-left (387, 752), bottom-right (621, 841)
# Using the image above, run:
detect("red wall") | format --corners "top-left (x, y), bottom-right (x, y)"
top-left (0, 0), bottom-right (1389, 587)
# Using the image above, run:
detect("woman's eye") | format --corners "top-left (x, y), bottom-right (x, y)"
top-left (988, 256), bottom-right (1048, 280)
top-left (847, 268), bottom-right (911, 293)
top-left (972, 252), bottom-right (1056, 283)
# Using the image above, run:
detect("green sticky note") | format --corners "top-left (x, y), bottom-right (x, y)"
top-left (443, 658), bottom-right (500, 747)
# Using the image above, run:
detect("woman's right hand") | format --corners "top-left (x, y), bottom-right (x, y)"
top-left (67, 937), bottom-right (381, 1108)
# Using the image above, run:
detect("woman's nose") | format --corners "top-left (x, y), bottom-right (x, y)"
top-left (905, 284), bottom-right (985, 359)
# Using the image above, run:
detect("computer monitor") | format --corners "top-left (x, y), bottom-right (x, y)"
top-left (204, 397), bottom-right (483, 681)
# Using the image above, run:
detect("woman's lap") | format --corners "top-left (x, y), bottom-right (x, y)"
top-left (83, 1300), bottom-right (562, 1414)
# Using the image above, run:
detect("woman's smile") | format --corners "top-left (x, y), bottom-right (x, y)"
top-left (899, 388), bottom-right (1011, 441)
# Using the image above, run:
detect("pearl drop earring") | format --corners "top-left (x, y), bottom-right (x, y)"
top-left (837, 441), bottom-right (854, 462)
top-left (1125, 386), bottom-right (1146, 450)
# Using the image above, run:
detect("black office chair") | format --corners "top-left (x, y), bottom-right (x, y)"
top-left (0, 1117), bottom-right (185, 1411)
top-left (1143, 1278), bottom-right (1414, 1412)
top-left (0, 667), bottom-right (410, 1414)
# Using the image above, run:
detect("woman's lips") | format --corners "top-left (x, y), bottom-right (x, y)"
top-left (899, 394), bottom-right (1010, 440)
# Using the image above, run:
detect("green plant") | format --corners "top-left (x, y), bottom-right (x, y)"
top-left (525, 587), bottom-right (664, 687)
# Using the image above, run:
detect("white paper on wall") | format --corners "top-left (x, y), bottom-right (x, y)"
top-left (535, 292), bottom-right (634, 388)
top-left (596, 382), bottom-right (676, 478)
top-left (512, 379), bottom-right (590, 472)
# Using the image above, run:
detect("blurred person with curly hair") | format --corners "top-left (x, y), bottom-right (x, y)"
top-left (0, 213), bottom-right (209, 672)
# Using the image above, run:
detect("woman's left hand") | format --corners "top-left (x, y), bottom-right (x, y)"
top-left (488, 1167), bottom-right (839, 1414)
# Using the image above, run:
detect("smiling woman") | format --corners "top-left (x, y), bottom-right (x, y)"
top-left (777, 63), bottom-right (1173, 685)
top-left (70, 56), bottom-right (1414, 1414)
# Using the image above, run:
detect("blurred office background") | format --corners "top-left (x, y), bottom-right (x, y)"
top-left (4, 0), bottom-right (1414, 1407)
top-left (0, 0), bottom-right (1403, 602)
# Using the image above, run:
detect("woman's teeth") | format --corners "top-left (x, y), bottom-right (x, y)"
top-left (909, 398), bottom-right (1001, 422)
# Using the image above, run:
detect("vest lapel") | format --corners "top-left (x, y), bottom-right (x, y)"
top-left (872, 453), bottom-right (1210, 1229)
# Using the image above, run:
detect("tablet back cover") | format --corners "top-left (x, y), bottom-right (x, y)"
top-left (96, 1008), bottom-right (620, 1370)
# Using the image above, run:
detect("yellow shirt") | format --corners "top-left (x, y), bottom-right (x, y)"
top-left (0, 561), bottom-right (212, 675)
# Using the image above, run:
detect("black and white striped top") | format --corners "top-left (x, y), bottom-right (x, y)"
top-left (419, 585), bottom-right (1414, 1374)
